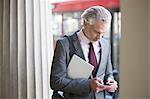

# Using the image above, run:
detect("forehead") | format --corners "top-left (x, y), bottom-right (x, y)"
top-left (92, 20), bottom-right (109, 31)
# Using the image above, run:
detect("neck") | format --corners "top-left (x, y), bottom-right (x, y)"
top-left (82, 28), bottom-right (91, 41)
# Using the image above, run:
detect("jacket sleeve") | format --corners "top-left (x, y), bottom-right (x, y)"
top-left (50, 40), bottom-right (91, 96)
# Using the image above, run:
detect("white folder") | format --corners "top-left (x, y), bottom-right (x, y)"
top-left (67, 54), bottom-right (94, 79)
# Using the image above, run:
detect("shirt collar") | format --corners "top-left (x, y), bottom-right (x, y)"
top-left (77, 29), bottom-right (100, 46)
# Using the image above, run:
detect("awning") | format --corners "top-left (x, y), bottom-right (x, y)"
top-left (52, 0), bottom-right (120, 13)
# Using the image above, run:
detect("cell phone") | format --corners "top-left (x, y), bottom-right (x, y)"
top-left (105, 81), bottom-right (115, 86)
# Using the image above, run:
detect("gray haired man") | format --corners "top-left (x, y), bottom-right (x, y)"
top-left (50, 6), bottom-right (118, 99)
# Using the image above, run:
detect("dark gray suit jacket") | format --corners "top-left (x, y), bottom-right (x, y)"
top-left (50, 31), bottom-right (114, 99)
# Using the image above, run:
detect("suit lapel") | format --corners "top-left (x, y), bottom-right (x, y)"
top-left (71, 33), bottom-right (85, 60)
top-left (96, 38), bottom-right (106, 77)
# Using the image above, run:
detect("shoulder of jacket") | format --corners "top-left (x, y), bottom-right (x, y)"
top-left (57, 37), bottom-right (69, 45)
top-left (57, 31), bottom-right (79, 45)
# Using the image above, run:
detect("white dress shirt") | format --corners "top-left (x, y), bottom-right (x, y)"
top-left (77, 30), bottom-right (101, 63)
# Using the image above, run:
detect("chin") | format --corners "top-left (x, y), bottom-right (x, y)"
top-left (96, 37), bottom-right (100, 40)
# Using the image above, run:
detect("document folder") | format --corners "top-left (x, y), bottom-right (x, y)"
top-left (67, 54), bottom-right (94, 79)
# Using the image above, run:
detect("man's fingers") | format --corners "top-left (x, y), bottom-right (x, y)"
top-left (94, 77), bottom-right (104, 84)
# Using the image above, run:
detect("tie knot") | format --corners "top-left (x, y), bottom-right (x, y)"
top-left (89, 42), bottom-right (93, 46)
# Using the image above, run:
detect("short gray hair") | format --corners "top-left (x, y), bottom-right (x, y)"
top-left (81, 6), bottom-right (112, 25)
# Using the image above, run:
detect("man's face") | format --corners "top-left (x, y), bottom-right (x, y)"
top-left (85, 20), bottom-right (109, 41)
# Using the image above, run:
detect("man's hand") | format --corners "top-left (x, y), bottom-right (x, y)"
top-left (90, 77), bottom-right (106, 92)
top-left (105, 78), bottom-right (118, 92)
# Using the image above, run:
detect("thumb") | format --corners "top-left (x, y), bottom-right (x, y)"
top-left (95, 77), bottom-right (104, 84)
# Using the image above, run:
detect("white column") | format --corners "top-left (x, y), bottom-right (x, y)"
top-left (25, 0), bottom-right (36, 98)
top-left (0, 0), bottom-right (3, 98)
top-left (18, 0), bottom-right (27, 98)
top-left (2, 0), bottom-right (10, 98)
top-left (46, 0), bottom-right (54, 98)
top-left (149, 0), bottom-right (150, 97)
top-left (10, 0), bottom-right (18, 98)
top-left (33, 0), bottom-right (43, 99)
top-left (40, 0), bottom-right (49, 98)
top-left (0, 0), bottom-right (53, 98)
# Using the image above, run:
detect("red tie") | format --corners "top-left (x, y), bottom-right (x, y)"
top-left (88, 42), bottom-right (98, 77)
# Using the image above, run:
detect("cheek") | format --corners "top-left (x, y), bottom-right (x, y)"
top-left (95, 32), bottom-right (101, 37)
top-left (96, 35), bottom-right (100, 39)
top-left (93, 34), bottom-right (100, 40)
top-left (92, 32), bottom-right (98, 37)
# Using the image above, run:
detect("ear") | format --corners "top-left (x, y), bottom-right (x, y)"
top-left (83, 19), bottom-right (86, 26)
top-left (83, 19), bottom-right (88, 27)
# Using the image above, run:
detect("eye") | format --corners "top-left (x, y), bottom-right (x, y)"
top-left (94, 30), bottom-right (101, 34)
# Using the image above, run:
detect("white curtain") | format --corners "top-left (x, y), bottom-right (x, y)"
top-left (0, 0), bottom-right (53, 99)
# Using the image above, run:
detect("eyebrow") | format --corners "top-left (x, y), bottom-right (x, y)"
top-left (94, 29), bottom-right (104, 34)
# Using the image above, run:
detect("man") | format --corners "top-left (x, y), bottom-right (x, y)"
top-left (50, 6), bottom-right (118, 99)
